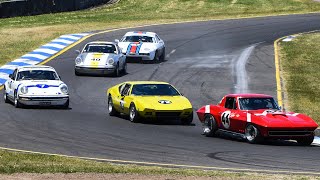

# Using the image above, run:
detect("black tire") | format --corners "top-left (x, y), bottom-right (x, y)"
top-left (3, 89), bottom-right (9, 103)
top-left (62, 99), bottom-right (69, 109)
top-left (297, 136), bottom-right (314, 146)
top-left (153, 51), bottom-right (159, 62)
top-left (129, 103), bottom-right (139, 123)
top-left (122, 62), bottom-right (127, 75)
top-left (160, 48), bottom-right (165, 61)
top-left (75, 70), bottom-right (81, 76)
top-left (181, 112), bottom-right (193, 125)
top-left (113, 64), bottom-right (120, 77)
top-left (203, 114), bottom-right (218, 137)
top-left (245, 124), bottom-right (263, 144)
top-left (108, 96), bottom-right (119, 116)
top-left (14, 92), bottom-right (22, 108)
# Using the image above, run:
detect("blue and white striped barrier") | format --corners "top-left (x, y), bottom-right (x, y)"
top-left (0, 33), bottom-right (90, 85)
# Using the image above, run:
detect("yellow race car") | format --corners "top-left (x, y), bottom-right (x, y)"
top-left (106, 81), bottom-right (193, 124)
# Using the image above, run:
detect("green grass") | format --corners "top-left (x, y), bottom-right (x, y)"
top-left (1, 0), bottom-right (320, 66)
top-left (279, 33), bottom-right (320, 124)
top-left (0, 149), bottom-right (318, 179)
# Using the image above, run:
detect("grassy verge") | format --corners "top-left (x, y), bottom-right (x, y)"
top-left (0, 149), bottom-right (317, 179)
top-left (1, 0), bottom-right (320, 65)
top-left (279, 33), bottom-right (320, 124)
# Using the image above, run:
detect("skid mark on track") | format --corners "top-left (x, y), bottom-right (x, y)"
top-left (233, 45), bottom-right (257, 93)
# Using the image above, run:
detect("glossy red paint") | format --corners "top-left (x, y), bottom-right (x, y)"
top-left (197, 94), bottom-right (318, 139)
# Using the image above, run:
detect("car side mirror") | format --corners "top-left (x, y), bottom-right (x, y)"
top-left (115, 39), bottom-right (120, 43)
top-left (75, 50), bottom-right (81, 54)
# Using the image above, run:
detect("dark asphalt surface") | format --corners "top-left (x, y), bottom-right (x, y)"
top-left (1, 14), bottom-right (320, 173)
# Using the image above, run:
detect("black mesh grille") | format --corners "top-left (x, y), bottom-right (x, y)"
top-left (268, 131), bottom-right (313, 136)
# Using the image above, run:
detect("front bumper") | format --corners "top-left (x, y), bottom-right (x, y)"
top-left (18, 95), bottom-right (69, 106)
top-left (260, 127), bottom-right (315, 139)
top-left (139, 109), bottom-right (193, 120)
top-left (75, 66), bottom-right (116, 75)
top-left (124, 53), bottom-right (153, 61)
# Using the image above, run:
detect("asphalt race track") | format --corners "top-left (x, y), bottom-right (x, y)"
top-left (1, 14), bottom-right (320, 173)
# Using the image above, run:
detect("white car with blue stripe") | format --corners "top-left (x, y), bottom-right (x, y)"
top-left (117, 31), bottom-right (165, 61)
top-left (3, 65), bottom-right (69, 108)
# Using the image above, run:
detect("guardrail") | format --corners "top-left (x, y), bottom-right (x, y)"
top-left (0, 0), bottom-right (111, 18)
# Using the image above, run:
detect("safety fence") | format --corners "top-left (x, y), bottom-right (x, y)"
top-left (0, 0), bottom-right (111, 18)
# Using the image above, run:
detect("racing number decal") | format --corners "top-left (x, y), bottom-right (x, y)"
top-left (221, 111), bottom-right (231, 129)
top-left (91, 54), bottom-right (102, 67)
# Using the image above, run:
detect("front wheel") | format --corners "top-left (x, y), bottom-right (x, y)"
top-left (181, 112), bottom-right (193, 125)
top-left (62, 99), bottom-right (69, 109)
top-left (113, 64), bottom-right (120, 77)
top-left (203, 114), bottom-right (218, 137)
top-left (14, 93), bottom-right (22, 108)
top-left (129, 104), bottom-right (139, 123)
top-left (159, 48), bottom-right (165, 61)
top-left (297, 136), bottom-right (314, 146)
top-left (245, 124), bottom-right (263, 144)
top-left (122, 62), bottom-right (127, 75)
top-left (152, 51), bottom-right (159, 61)
top-left (75, 69), bottom-right (81, 76)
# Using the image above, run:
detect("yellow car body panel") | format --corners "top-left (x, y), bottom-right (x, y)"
top-left (106, 81), bottom-right (193, 120)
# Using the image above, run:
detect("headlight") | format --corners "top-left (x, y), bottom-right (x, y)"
top-left (20, 86), bottom-right (28, 94)
top-left (108, 58), bottom-right (114, 65)
top-left (75, 57), bottom-right (82, 65)
top-left (60, 84), bottom-right (68, 94)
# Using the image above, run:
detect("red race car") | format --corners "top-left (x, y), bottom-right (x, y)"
top-left (196, 94), bottom-right (318, 145)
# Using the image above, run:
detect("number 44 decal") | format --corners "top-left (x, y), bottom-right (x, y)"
top-left (221, 111), bottom-right (231, 129)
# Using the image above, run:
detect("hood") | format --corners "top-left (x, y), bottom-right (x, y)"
top-left (250, 110), bottom-right (318, 129)
top-left (78, 53), bottom-right (115, 67)
top-left (135, 96), bottom-right (192, 111)
top-left (19, 80), bottom-right (67, 96)
top-left (118, 42), bottom-right (157, 54)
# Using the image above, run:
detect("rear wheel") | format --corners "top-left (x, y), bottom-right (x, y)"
top-left (3, 89), bottom-right (9, 103)
top-left (108, 97), bottom-right (119, 116)
top-left (203, 114), bottom-right (218, 137)
top-left (297, 136), bottom-right (314, 146)
top-left (245, 124), bottom-right (263, 144)
top-left (129, 104), bottom-right (139, 123)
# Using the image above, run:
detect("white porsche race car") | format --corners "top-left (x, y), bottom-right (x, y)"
top-left (3, 65), bottom-right (69, 108)
top-left (117, 31), bottom-right (165, 62)
top-left (75, 41), bottom-right (127, 76)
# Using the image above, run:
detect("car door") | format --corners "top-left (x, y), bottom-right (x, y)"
top-left (118, 83), bottom-right (132, 114)
top-left (7, 69), bottom-right (18, 98)
top-left (220, 97), bottom-right (241, 132)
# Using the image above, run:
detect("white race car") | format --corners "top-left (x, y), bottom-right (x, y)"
top-left (117, 31), bottom-right (165, 62)
top-left (75, 41), bottom-right (127, 76)
top-left (3, 65), bottom-right (69, 108)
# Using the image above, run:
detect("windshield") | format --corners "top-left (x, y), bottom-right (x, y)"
top-left (131, 84), bottom-right (180, 96)
top-left (83, 44), bottom-right (116, 53)
top-left (17, 70), bottom-right (59, 81)
top-left (239, 98), bottom-right (279, 110)
top-left (121, 36), bottom-right (154, 43)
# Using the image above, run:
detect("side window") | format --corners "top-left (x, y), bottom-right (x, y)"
top-left (225, 97), bottom-right (236, 110)
top-left (12, 69), bottom-right (18, 80)
top-left (121, 84), bottom-right (131, 96)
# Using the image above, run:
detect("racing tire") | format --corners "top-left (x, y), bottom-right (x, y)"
top-left (181, 112), bottom-right (193, 125)
top-left (62, 99), bottom-right (69, 109)
top-left (3, 89), bottom-right (9, 103)
top-left (297, 136), bottom-right (314, 146)
top-left (75, 70), bottom-right (81, 76)
top-left (108, 97), bottom-right (119, 116)
top-left (14, 92), bottom-right (23, 108)
top-left (113, 64), bottom-right (120, 77)
top-left (122, 62), bottom-right (127, 75)
top-left (129, 103), bottom-right (139, 123)
top-left (203, 114), bottom-right (218, 137)
top-left (245, 124), bottom-right (263, 144)
top-left (159, 48), bottom-right (165, 62)
top-left (153, 51), bottom-right (159, 62)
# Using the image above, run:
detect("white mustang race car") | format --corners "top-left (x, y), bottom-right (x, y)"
top-left (117, 31), bottom-right (165, 62)
top-left (75, 41), bottom-right (127, 76)
top-left (3, 65), bottom-right (69, 108)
